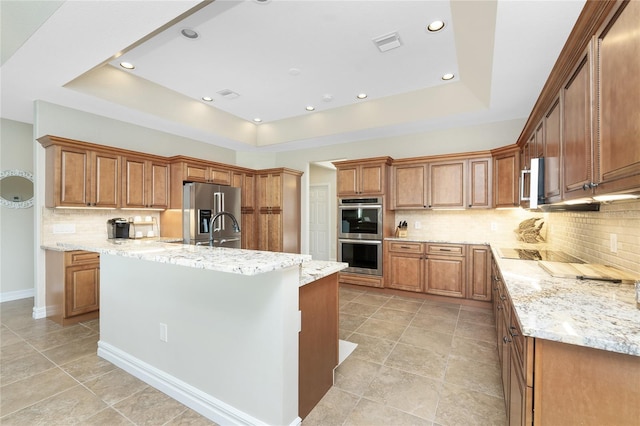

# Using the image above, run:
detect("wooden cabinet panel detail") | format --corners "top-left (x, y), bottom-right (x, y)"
top-left (429, 161), bottom-right (465, 208)
top-left (393, 164), bottom-right (427, 209)
top-left (544, 97), bottom-right (562, 203)
top-left (468, 158), bottom-right (492, 208)
top-left (334, 157), bottom-right (390, 196)
top-left (493, 148), bottom-right (520, 208)
top-left (467, 245), bottom-right (491, 302)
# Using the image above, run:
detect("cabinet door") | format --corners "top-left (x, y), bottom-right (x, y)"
top-left (209, 167), bottom-right (231, 186)
top-left (184, 163), bottom-right (209, 182)
top-left (57, 146), bottom-right (90, 207)
top-left (257, 173), bottom-right (282, 209)
top-left (596, 0), bottom-right (640, 194)
top-left (336, 166), bottom-right (359, 196)
top-left (562, 44), bottom-right (595, 200)
top-left (429, 161), bottom-right (465, 208)
top-left (360, 164), bottom-right (384, 194)
top-left (494, 150), bottom-right (520, 208)
top-left (425, 255), bottom-right (465, 298)
top-left (468, 158), bottom-right (491, 209)
top-left (392, 164), bottom-right (426, 209)
top-left (467, 245), bottom-right (491, 301)
top-left (122, 157), bottom-right (147, 208)
top-left (241, 211), bottom-right (257, 250)
top-left (508, 344), bottom-right (532, 426)
top-left (386, 242), bottom-right (424, 293)
top-left (65, 263), bottom-right (100, 317)
top-left (258, 210), bottom-right (282, 252)
top-left (544, 97), bottom-right (562, 203)
top-left (149, 162), bottom-right (169, 209)
top-left (92, 151), bottom-right (119, 208)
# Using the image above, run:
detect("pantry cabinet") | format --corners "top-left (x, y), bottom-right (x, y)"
top-left (334, 157), bottom-right (391, 196)
top-left (233, 171), bottom-right (257, 250)
top-left (121, 155), bottom-right (170, 209)
top-left (40, 137), bottom-right (120, 208)
top-left (45, 250), bottom-right (100, 326)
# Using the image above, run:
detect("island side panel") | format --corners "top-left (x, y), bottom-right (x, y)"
top-left (98, 255), bottom-right (300, 426)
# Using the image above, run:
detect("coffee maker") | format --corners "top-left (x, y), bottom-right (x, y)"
top-left (107, 218), bottom-right (131, 239)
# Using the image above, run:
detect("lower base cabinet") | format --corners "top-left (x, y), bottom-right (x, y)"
top-left (46, 250), bottom-right (100, 325)
top-left (338, 272), bottom-right (384, 288)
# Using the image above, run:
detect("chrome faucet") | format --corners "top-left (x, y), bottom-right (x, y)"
top-left (209, 211), bottom-right (241, 247)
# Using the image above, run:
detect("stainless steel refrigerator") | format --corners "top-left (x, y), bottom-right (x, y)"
top-left (183, 182), bottom-right (242, 248)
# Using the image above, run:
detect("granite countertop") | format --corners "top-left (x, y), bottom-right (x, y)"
top-left (385, 237), bottom-right (491, 245)
top-left (42, 239), bottom-right (346, 282)
top-left (490, 246), bottom-right (640, 357)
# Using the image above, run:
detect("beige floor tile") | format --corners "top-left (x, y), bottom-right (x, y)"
top-left (339, 288), bottom-right (365, 302)
top-left (418, 304), bottom-right (460, 322)
top-left (0, 367), bottom-right (78, 416)
top-left (340, 301), bottom-right (380, 317)
top-left (410, 312), bottom-right (458, 334)
top-left (9, 319), bottom-right (64, 341)
top-left (334, 357), bottom-right (382, 396)
top-left (344, 397), bottom-right (433, 426)
top-left (0, 340), bottom-right (40, 364)
top-left (384, 343), bottom-right (449, 381)
top-left (113, 386), bottom-right (188, 425)
top-left (80, 318), bottom-right (100, 333)
top-left (444, 354), bottom-right (503, 398)
top-left (59, 353), bottom-right (117, 383)
top-left (83, 368), bottom-right (149, 405)
top-left (455, 321), bottom-right (496, 343)
top-left (0, 326), bottom-right (22, 347)
top-left (82, 407), bottom-right (134, 425)
top-left (40, 334), bottom-right (99, 365)
top-left (351, 293), bottom-right (391, 307)
top-left (451, 336), bottom-right (499, 364)
top-left (340, 313), bottom-right (368, 332)
top-left (399, 326), bottom-right (453, 356)
top-left (355, 318), bottom-right (407, 341)
top-left (383, 297), bottom-right (423, 313)
top-left (435, 382), bottom-right (506, 426)
top-left (364, 365), bottom-right (443, 421)
top-left (0, 351), bottom-right (56, 385)
top-left (24, 324), bottom-right (98, 351)
top-left (371, 307), bottom-right (416, 325)
top-left (458, 308), bottom-right (495, 326)
top-left (302, 387), bottom-right (360, 426)
top-left (339, 328), bottom-right (353, 340)
top-left (0, 384), bottom-right (107, 425)
top-left (164, 407), bottom-right (219, 425)
top-left (346, 332), bottom-right (396, 364)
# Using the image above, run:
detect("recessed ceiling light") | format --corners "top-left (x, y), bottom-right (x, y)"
top-left (306, 106), bottom-right (315, 111)
top-left (442, 73), bottom-right (455, 81)
top-left (357, 93), bottom-right (368, 99)
top-left (180, 28), bottom-right (199, 39)
top-left (120, 62), bottom-right (135, 70)
top-left (427, 20), bottom-right (446, 32)
top-left (253, 118), bottom-right (262, 123)
top-left (201, 96), bottom-right (213, 102)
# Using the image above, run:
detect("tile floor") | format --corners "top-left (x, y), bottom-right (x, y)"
top-left (1, 287), bottom-right (505, 425)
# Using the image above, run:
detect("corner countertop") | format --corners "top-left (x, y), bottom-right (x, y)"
top-left (490, 246), bottom-right (640, 357)
top-left (41, 239), bottom-right (347, 283)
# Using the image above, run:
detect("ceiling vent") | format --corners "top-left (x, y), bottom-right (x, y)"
top-left (217, 89), bottom-right (240, 99)
top-left (373, 32), bottom-right (402, 53)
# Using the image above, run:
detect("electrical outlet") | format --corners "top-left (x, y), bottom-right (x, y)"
top-left (414, 221), bottom-right (421, 229)
top-left (491, 222), bottom-right (498, 231)
top-left (159, 323), bottom-right (168, 342)
top-left (610, 234), bottom-right (618, 253)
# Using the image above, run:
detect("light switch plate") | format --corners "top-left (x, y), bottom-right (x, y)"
top-left (610, 233), bottom-right (617, 253)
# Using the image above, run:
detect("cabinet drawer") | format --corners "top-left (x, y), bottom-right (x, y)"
top-left (426, 243), bottom-right (465, 256)
top-left (388, 241), bottom-right (423, 254)
top-left (66, 251), bottom-right (100, 266)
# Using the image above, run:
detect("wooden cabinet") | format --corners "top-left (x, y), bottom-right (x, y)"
top-left (424, 243), bottom-right (466, 298)
top-left (468, 158), bottom-right (492, 208)
top-left (45, 250), bottom-right (100, 326)
top-left (595, 0), bottom-right (640, 196)
top-left (183, 162), bottom-right (231, 185)
top-left (392, 164), bottom-right (427, 209)
top-left (562, 42), bottom-right (596, 201)
top-left (121, 156), bottom-right (170, 209)
top-left (467, 245), bottom-right (491, 302)
top-left (41, 137), bottom-right (120, 208)
top-left (257, 169), bottom-right (302, 253)
top-left (385, 241), bottom-right (424, 293)
top-left (428, 160), bottom-right (466, 209)
top-left (334, 157), bottom-right (391, 196)
top-left (492, 146), bottom-right (520, 208)
top-left (233, 171), bottom-right (257, 250)
top-left (543, 96), bottom-right (562, 203)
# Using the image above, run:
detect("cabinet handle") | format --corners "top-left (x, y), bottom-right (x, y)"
top-left (438, 248), bottom-right (452, 252)
top-left (500, 295), bottom-right (506, 301)
top-left (503, 336), bottom-right (511, 344)
top-left (497, 305), bottom-right (503, 311)
top-left (582, 182), bottom-right (599, 190)
top-left (468, 204), bottom-right (472, 208)
top-left (400, 246), bottom-right (412, 249)
top-left (509, 326), bottom-right (519, 337)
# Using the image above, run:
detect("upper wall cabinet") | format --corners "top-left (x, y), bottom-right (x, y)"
top-left (492, 146), bottom-right (520, 208)
top-left (334, 157), bottom-right (391, 197)
top-left (595, 0), bottom-right (640, 195)
top-left (543, 96), bottom-right (562, 204)
top-left (40, 136), bottom-right (120, 208)
top-left (121, 156), bottom-right (169, 209)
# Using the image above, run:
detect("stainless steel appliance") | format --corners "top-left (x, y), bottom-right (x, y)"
top-left (107, 218), bottom-right (130, 239)
top-left (183, 182), bottom-right (241, 248)
top-left (338, 197), bottom-right (383, 240)
top-left (520, 158), bottom-right (545, 209)
top-left (338, 239), bottom-right (383, 275)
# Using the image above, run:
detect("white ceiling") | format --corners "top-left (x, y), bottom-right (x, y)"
top-left (0, 0), bottom-right (586, 152)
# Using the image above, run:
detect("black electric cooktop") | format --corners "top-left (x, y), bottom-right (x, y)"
top-left (497, 248), bottom-right (584, 263)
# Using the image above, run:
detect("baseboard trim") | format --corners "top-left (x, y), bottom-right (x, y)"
top-left (98, 341), bottom-right (301, 426)
top-left (0, 288), bottom-right (34, 303)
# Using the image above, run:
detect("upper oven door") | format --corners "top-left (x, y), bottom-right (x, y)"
top-left (338, 201), bottom-right (383, 240)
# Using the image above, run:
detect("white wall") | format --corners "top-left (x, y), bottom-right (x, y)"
top-left (0, 118), bottom-right (35, 301)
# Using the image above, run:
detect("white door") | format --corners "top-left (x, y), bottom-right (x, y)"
top-left (309, 184), bottom-right (330, 261)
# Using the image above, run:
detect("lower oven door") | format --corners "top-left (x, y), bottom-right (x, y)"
top-left (338, 239), bottom-right (382, 276)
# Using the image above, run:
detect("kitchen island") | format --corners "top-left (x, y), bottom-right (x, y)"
top-left (45, 239), bottom-right (346, 426)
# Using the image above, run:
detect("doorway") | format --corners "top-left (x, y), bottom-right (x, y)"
top-left (309, 184), bottom-right (330, 260)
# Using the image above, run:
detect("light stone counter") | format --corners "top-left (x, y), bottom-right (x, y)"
top-left (491, 246), bottom-right (640, 357)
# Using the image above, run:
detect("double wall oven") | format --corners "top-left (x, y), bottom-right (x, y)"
top-left (338, 197), bottom-right (383, 276)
